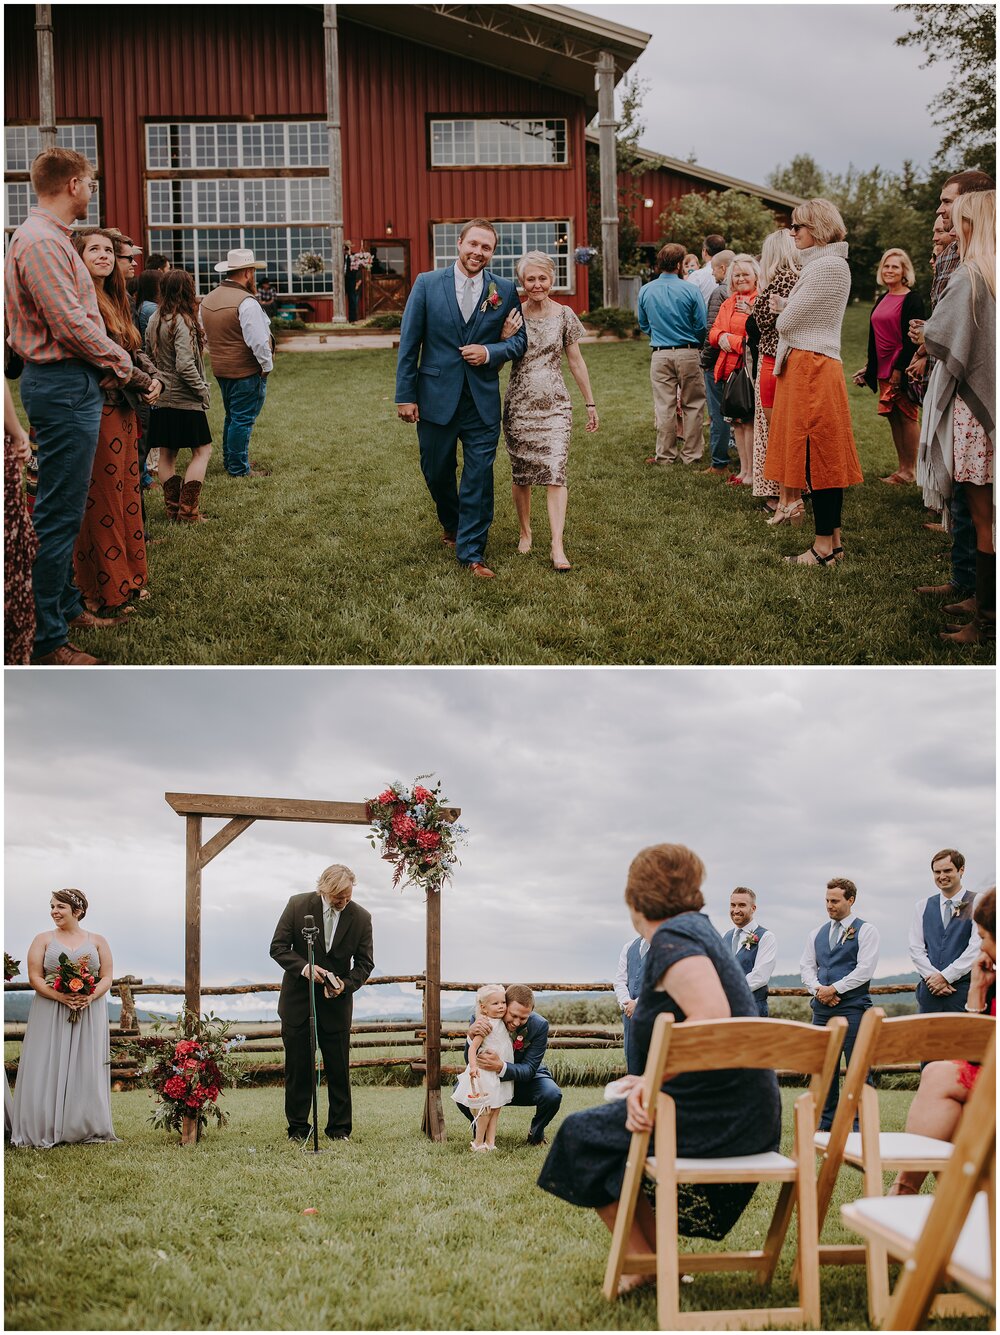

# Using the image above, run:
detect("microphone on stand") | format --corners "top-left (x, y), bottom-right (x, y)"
top-left (301, 913), bottom-right (323, 1154)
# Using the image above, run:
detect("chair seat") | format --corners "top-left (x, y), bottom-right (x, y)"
top-left (841, 1192), bottom-right (993, 1294)
top-left (647, 1150), bottom-right (797, 1182)
top-left (815, 1130), bottom-right (955, 1165)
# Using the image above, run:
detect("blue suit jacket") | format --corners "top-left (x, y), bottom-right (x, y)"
top-left (395, 265), bottom-right (527, 427)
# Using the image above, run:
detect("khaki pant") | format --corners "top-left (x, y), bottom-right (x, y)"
top-left (650, 349), bottom-right (706, 463)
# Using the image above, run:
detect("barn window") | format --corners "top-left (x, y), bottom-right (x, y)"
top-left (4, 124), bottom-right (101, 236)
top-left (144, 120), bottom-right (332, 294)
top-left (430, 119), bottom-right (567, 167)
top-left (432, 220), bottom-right (571, 289)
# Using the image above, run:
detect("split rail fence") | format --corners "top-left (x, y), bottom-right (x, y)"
top-left (4, 975), bottom-right (923, 1084)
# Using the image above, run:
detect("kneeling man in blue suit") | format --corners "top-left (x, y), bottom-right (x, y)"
top-left (395, 219), bottom-right (527, 578)
top-left (462, 982), bottom-right (562, 1144)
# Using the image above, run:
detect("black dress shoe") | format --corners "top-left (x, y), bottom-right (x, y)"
top-left (526, 1135), bottom-right (548, 1146)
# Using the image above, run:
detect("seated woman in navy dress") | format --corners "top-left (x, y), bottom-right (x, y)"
top-left (537, 843), bottom-right (781, 1294)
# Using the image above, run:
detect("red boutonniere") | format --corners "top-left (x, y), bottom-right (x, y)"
top-left (741, 932), bottom-right (759, 949)
top-left (480, 281), bottom-right (502, 313)
top-left (840, 925), bottom-right (856, 943)
top-left (513, 1030), bottom-right (526, 1053)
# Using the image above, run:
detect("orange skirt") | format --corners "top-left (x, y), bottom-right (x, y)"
top-left (74, 403), bottom-right (147, 612)
top-left (764, 349), bottom-right (863, 490)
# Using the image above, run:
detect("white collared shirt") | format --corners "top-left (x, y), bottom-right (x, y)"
top-left (800, 913), bottom-right (880, 996)
top-left (734, 919), bottom-right (778, 993)
top-left (300, 898), bottom-right (341, 978)
top-left (908, 890), bottom-right (981, 982)
top-left (455, 266), bottom-right (484, 315)
top-left (613, 935), bottom-right (648, 1007)
top-left (689, 261), bottom-right (717, 300)
top-left (236, 295), bottom-right (274, 373)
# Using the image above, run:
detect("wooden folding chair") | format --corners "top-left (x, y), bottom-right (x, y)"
top-left (602, 1013), bottom-right (847, 1330)
top-left (840, 1033), bottom-right (995, 1330)
top-left (812, 1007), bottom-right (994, 1323)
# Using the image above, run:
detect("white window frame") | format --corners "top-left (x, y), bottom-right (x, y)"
top-left (432, 220), bottom-right (574, 292)
top-left (4, 123), bottom-right (101, 235)
top-left (430, 118), bottom-right (568, 168)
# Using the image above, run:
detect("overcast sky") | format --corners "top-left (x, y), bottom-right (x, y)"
top-left (4, 668), bottom-right (994, 1017)
top-left (578, 3), bottom-right (950, 183)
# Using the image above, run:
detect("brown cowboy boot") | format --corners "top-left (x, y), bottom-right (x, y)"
top-left (162, 475), bottom-right (183, 522)
top-left (178, 479), bottom-right (209, 524)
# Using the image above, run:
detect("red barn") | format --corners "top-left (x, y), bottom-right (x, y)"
top-left (4, 3), bottom-right (650, 318)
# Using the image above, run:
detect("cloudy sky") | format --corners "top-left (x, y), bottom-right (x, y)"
top-left (4, 668), bottom-right (994, 1017)
top-left (578, 3), bottom-right (950, 183)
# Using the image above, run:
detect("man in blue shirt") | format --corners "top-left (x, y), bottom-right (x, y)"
top-left (637, 243), bottom-right (708, 465)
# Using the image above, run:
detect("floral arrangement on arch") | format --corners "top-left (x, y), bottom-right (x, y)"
top-left (127, 1012), bottom-right (246, 1136)
top-left (349, 250), bottom-right (375, 271)
top-left (4, 952), bottom-right (20, 982)
top-left (295, 250), bottom-right (327, 276)
top-left (366, 776), bottom-right (467, 894)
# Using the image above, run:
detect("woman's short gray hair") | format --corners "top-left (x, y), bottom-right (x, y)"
top-left (515, 251), bottom-right (556, 283)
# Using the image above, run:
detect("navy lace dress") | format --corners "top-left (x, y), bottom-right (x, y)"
top-left (537, 911), bottom-right (781, 1239)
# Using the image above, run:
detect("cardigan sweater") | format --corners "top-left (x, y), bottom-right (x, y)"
top-left (863, 288), bottom-right (924, 391)
top-left (774, 241), bottom-right (851, 373)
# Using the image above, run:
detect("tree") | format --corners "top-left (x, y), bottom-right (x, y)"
top-left (585, 73), bottom-right (647, 291)
top-left (767, 153), bottom-right (826, 199)
top-left (895, 4), bottom-right (996, 177)
top-left (657, 189), bottom-right (777, 258)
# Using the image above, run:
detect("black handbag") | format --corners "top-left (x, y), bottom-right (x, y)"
top-left (721, 359), bottom-right (754, 422)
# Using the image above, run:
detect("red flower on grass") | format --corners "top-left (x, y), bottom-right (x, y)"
top-left (163, 1075), bottom-right (188, 1100)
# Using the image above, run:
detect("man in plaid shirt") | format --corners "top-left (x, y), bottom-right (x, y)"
top-left (5, 147), bottom-right (135, 665)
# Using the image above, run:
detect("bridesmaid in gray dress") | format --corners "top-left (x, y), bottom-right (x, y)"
top-left (501, 251), bottom-right (599, 571)
top-left (10, 888), bottom-right (118, 1148)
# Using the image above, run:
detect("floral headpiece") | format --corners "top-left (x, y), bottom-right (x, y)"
top-left (60, 890), bottom-right (86, 913)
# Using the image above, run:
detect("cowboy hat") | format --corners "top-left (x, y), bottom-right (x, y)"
top-left (214, 247), bottom-right (267, 273)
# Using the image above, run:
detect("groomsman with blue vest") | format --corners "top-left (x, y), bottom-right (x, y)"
top-left (800, 877), bottom-right (880, 1131)
top-left (613, 934), bottom-right (650, 1073)
top-left (908, 848), bottom-right (980, 1013)
top-left (722, 888), bottom-right (777, 1017)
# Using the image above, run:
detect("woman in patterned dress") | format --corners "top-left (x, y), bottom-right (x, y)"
top-left (501, 252), bottom-right (598, 572)
top-left (4, 377), bottom-right (37, 664)
top-left (752, 229), bottom-right (801, 523)
top-left (71, 229), bottom-right (162, 616)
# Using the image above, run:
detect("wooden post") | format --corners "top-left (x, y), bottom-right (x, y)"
top-left (116, 976), bottom-right (139, 1033)
top-left (184, 814), bottom-right (202, 1023)
top-left (421, 888), bottom-right (445, 1141)
top-left (323, 4), bottom-right (347, 324)
top-left (596, 49), bottom-right (620, 310)
top-left (34, 5), bottom-right (57, 149)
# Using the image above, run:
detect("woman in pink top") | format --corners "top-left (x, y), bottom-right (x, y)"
top-left (852, 248), bottom-right (924, 483)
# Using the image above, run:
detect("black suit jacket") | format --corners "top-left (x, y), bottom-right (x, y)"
top-left (270, 893), bottom-right (374, 1033)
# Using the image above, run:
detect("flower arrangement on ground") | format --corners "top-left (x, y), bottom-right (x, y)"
top-left (349, 250), bottom-right (375, 271)
top-left (295, 250), bottom-right (326, 276)
top-left (46, 951), bottom-right (97, 1024)
top-left (574, 245), bottom-right (598, 265)
top-left (366, 776), bottom-right (467, 893)
top-left (128, 1012), bottom-right (245, 1136)
top-left (4, 952), bottom-right (20, 982)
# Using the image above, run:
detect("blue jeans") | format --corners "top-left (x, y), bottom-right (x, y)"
top-left (811, 999), bottom-right (871, 1131)
top-left (704, 369), bottom-right (732, 470)
top-left (416, 387), bottom-right (500, 565)
top-left (949, 483), bottom-right (976, 592)
top-left (20, 360), bottom-right (104, 656)
top-left (217, 373), bottom-right (267, 475)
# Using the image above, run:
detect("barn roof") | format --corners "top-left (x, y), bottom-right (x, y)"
top-left (319, 4), bottom-right (651, 112)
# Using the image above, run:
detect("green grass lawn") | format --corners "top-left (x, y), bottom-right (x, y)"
top-left (3, 1085), bottom-right (988, 1331)
top-left (26, 304), bottom-right (990, 666)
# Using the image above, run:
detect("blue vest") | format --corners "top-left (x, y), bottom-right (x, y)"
top-left (724, 924), bottom-right (770, 1008)
top-left (623, 937), bottom-right (647, 1075)
top-left (814, 916), bottom-right (870, 1007)
top-left (917, 893), bottom-right (974, 1010)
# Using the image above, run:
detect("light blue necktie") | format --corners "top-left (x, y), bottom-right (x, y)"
top-left (829, 922), bottom-right (839, 950)
top-left (941, 897), bottom-right (952, 929)
top-left (324, 905), bottom-right (335, 952)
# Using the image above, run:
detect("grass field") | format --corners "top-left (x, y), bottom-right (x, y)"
top-left (26, 304), bottom-right (991, 666)
top-left (4, 1084), bottom-right (989, 1332)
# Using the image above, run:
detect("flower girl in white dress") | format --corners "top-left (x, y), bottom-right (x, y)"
top-left (452, 984), bottom-right (514, 1151)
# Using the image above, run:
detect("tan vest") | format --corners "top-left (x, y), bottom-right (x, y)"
top-left (200, 282), bottom-right (261, 379)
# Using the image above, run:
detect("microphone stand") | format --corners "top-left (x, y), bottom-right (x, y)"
top-left (301, 914), bottom-right (324, 1155)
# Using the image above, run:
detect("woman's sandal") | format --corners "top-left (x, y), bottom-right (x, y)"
top-left (832, 546), bottom-right (845, 561)
top-left (785, 546), bottom-right (836, 567)
top-left (767, 502), bottom-right (805, 528)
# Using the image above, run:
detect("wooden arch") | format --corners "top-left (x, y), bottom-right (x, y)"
top-left (164, 791), bottom-right (461, 1141)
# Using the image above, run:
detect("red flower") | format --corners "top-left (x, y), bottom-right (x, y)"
top-left (391, 813), bottom-right (419, 840)
top-left (487, 290), bottom-right (502, 308)
top-left (52, 979), bottom-right (63, 991)
top-left (413, 786), bottom-right (433, 804)
top-left (513, 1035), bottom-right (525, 1052)
top-left (174, 1039), bottom-right (199, 1057)
top-left (163, 1075), bottom-right (187, 1100)
top-left (182, 1058), bottom-right (201, 1069)
top-left (377, 789), bottom-right (397, 806)
top-left (416, 829), bottom-right (441, 850)
top-left (205, 1085), bottom-right (220, 1102)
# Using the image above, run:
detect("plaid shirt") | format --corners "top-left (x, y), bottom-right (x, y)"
top-left (930, 240), bottom-right (960, 309)
top-left (4, 206), bottom-right (132, 378)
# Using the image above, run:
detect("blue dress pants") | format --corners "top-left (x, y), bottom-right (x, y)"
top-left (416, 386), bottom-right (499, 565)
top-left (811, 998), bottom-right (871, 1131)
top-left (217, 373), bottom-right (267, 476)
top-left (20, 360), bottom-right (104, 657)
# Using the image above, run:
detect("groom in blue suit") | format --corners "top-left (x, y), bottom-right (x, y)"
top-left (395, 219), bottom-right (527, 578)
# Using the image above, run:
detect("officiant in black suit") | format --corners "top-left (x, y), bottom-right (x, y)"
top-left (270, 864), bottom-right (375, 1142)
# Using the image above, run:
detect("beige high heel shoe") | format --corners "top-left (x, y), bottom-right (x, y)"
top-left (766, 500), bottom-right (805, 528)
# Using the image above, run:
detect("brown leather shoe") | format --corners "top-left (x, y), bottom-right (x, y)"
top-left (699, 465), bottom-right (729, 476)
top-left (914, 583), bottom-right (963, 597)
top-left (441, 531), bottom-right (457, 548)
top-left (467, 562), bottom-right (495, 579)
top-left (31, 644), bottom-right (101, 666)
top-left (69, 609), bottom-right (128, 629)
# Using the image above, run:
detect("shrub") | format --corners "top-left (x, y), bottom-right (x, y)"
top-left (581, 306), bottom-right (639, 338)
top-left (367, 312), bottom-right (403, 330)
top-left (270, 316), bottom-right (306, 333)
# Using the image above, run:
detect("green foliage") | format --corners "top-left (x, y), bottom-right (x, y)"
top-left (270, 315), bottom-right (305, 333)
top-left (366, 312), bottom-right (403, 330)
top-left (543, 998), bottom-right (621, 1025)
top-left (896, 3), bottom-right (996, 176)
top-left (580, 306), bottom-right (640, 338)
top-left (767, 153), bottom-right (827, 199)
top-left (657, 190), bottom-right (777, 258)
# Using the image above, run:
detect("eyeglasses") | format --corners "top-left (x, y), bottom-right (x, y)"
top-left (789, 223), bottom-right (808, 234)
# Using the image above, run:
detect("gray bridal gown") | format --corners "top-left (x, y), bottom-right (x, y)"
top-left (10, 937), bottom-right (118, 1148)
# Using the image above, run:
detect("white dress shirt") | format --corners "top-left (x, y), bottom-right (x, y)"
top-left (613, 936), bottom-right (648, 1008)
top-left (454, 265), bottom-right (491, 365)
top-left (300, 900), bottom-right (341, 977)
top-left (689, 261), bottom-right (717, 300)
top-left (800, 913), bottom-right (880, 996)
top-left (237, 296), bottom-right (274, 373)
top-left (908, 890), bottom-right (982, 982)
top-left (734, 920), bottom-right (778, 994)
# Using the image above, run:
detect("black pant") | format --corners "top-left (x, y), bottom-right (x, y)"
top-left (281, 1021), bottom-right (352, 1137)
top-left (811, 487), bottom-right (843, 537)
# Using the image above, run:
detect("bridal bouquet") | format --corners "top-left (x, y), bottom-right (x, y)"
top-left (4, 952), bottom-right (20, 981)
top-left (129, 1013), bottom-right (244, 1136)
top-left (46, 951), bottom-right (97, 1023)
top-left (366, 776), bottom-right (467, 894)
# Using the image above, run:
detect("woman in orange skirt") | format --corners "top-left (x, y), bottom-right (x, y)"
top-left (71, 230), bottom-right (162, 616)
top-left (765, 199), bottom-right (863, 566)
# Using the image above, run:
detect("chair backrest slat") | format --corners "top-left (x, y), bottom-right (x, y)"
top-left (871, 1012), bottom-right (993, 1068)
top-left (652, 1015), bottom-right (846, 1080)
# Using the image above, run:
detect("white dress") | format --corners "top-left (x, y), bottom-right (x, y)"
top-left (452, 1017), bottom-right (515, 1110)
